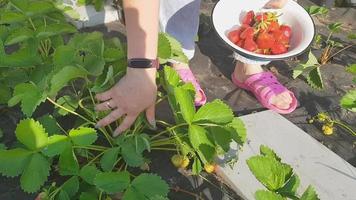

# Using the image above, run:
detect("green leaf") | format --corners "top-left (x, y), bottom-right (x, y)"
top-left (193, 99), bottom-right (233, 125)
top-left (174, 86), bottom-right (195, 124)
top-left (80, 165), bottom-right (100, 185)
top-left (255, 190), bottom-right (285, 200)
top-left (82, 54), bottom-right (105, 76)
top-left (15, 119), bottom-right (48, 150)
top-left (209, 126), bottom-right (232, 153)
top-left (227, 117), bottom-right (246, 144)
top-left (192, 157), bottom-right (202, 175)
top-left (300, 185), bottom-right (320, 200)
top-left (0, 148), bottom-right (32, 177)
top-left (293, 51), bottom-right (319, 79)
top-left (69, 127), bottom-right (97, 146)
top-left (100, 147), bottom-right (120, 172)
top-left (128, 174), bottom-right (169, 198)
top-left (0, 11), bottom-right (26, 24)
top-left (36, 23), bottom-right (77, 39)
top-left (8, 83), bottom-right (45, 117)
top-left (306, 6), bottom-right (328, 16)
top-left (340, 90), bottom-right (356, 112)
top-left (306, 67), bottom-right (324, 89)
top-left (42, 135), bottom-right (70, 157)
top-left (348, 33), bottom-right (356, 40)
top-left (53, 45), bottom-right (76, 68)
top-left (163, 66), bottom-right (180, 87)
top-left (246, 156), bottom-right (293, 191)
top-left (158, 33), bottom-right (172, 60)
top-left (189, 125), bottom-right (214, 150)
top-left (346, 64), bottom-right (356, 75)
top-left (61, 176), bottom-right (79, 198)
top-left (260, 145), bottom-right (281, 161)
top-left (104, 47), bottom-right (125, 62)
top-left (20, 153), bottom-right (50, 193)
top-left (91, 65), bottom-right (114, 93)
top-left (49, 66), bottom-right (88, 95)
top-left (5, 28), bottom-right (34, 45)
top-left (79, 192), bottom-right (97, 200)
top-left (37, 114), bottom-right (61, 135)
top-left (327, 22), bottom-right (343, 33)
top-left (94, 172), bottom-right (130, 194)
top-left (277, 174), bottom-right (300, 197)
top-left (57, 190), bottom-right (70, 200)
top-left (56, 95), bottom-right (79, 116)
top-left (59, 145), bottom-right (79, 176)
top-left (0, 82), bottom-right (11, 104)
top-left (121, 139), bottom-right (145, 167)
top-left (25, 1), bottom-right (56, 17)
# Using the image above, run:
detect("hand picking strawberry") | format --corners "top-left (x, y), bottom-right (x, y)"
top-left (227, 10), bottom-right (292, 55)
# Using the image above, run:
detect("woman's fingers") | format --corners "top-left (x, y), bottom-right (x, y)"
top-left (95, 100), bottom-right (117, 111)
top-left (96, 109), bottom-right (124, 128)
top-left (113, 114), bottom-right (138, 137)
top-left (96, 89), bottom-right (113, 102)
top-left (145, 103), bottom-right (156, 129)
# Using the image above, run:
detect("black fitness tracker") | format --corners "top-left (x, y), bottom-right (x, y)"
top-left (127, 58), bottom-right (157, 69)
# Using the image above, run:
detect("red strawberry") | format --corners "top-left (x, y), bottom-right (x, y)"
top-left (268, 21), bottom-right (280, 33)
top-left (228, 29), bottom-right (241, 43)
top-left (243, 38), bottom-right (258, 52)
top-left (273, 30), bottom-right (289, 45)
top-left (271, 42), bottom-right (287, 54)
top-left (240, 27), bottom-right (255, 40)
top-left (255, 13), bottom-right (268, 22)
top-left (280, 25), bottom-right (292, 38)
top-left (236, 39), bottom-right (245, 47)
top-left (256, 32), bottom-right (275, 49)
top-left (242, 10), bottom-right (255, 26)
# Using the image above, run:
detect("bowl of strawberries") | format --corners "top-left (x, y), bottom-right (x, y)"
top-left (211, 0), bottom-right (315, 60)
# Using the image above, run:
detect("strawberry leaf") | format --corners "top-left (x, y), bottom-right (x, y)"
top-left (15, 119), bottom-right (48, 150)
top-left (8, 83), bottom-right (46, 117)
top-left (59, 145), bottom-right (79, 176)
top-left (174, 86), bottom-right (195, 124)
top-left (227, 117), bottom-right (246, 145)
top-left (94, 171), bottom-right (130, 194)
top-left (20, 153), bottom-right (51, 193)
top-left (255, 190), bottom-right (285, 200)
top-left (61, 176), bottom-right (79, 198)
top-left (193, 99), bottom-right (234, 125)
top-left (340, 90), bottom-right (356, 112)
top-left (192, 157), bottom-right (202, 175)
top-left (42, 134), bottom-right (70, 157)
top-left (100, 147), bottom-right (120, 172)
top-left (300, 185), bottom-right (320, 200)
top-left (306, 67), bottom-right (324, 89)
top-left (5, 27), bottom-right (34, 45)
top-left (80, 165), bottom-right (100, 185)
top-left (246, 156), bottom-right (293, 191)
top-left (0, 148), bottom-right (32, 177)
top-left (69, 127), bottom-right (97, 146)
top-left (123, 174), bottom-right (169, 200)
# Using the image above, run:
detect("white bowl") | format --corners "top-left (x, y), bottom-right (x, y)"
top-left (211, 0), bottom-right (315, 61)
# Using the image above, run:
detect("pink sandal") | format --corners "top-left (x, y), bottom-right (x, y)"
top-left (231, 72), bottom-right (298, 114)
top-left (175, 68), bottom-right (207, 106)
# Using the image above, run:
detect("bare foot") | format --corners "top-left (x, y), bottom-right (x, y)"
top-left (233, 61), bottom-right (293, 109)
top-left (171, 62), bottom-right (203, 103)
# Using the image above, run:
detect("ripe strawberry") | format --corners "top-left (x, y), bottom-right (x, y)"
top-left (236, 39), bottom-right (244, 47)
top-left (256, 32), bottom-right (275, 49)
top-left (243, 38), bottom-right (258, 52)
top-left (242, 10), bottom-right (255, 26)
top-left (273, 30), bottom-right (289, 45)
top-left (240, 27), bottom-right (255, 40)
top-left (228, 29), bottom-right (241, 44)
top-left (280, 25), bottom-right (292, 38)
top-left (271, 42), bottom-right (287, 54)
top-left (267, 21), bottom-right (280, 33)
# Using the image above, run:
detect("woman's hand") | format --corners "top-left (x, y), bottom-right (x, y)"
top-left (264, 0), bottom-right (288, 9)
top-left (95, 68), bottom-right (157, 136)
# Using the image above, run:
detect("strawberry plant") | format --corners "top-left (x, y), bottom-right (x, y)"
top-left (0, 1), bottom-right (247, 198)
top-left (247, 145), bottom-right (320, 200)
top-left (293, 6), bottom-right (355, 89)
top-left (340, 64), bottom-right (356, 112)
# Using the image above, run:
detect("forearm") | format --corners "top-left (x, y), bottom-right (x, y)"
top-left (123, 0), bottom-right (160, 59)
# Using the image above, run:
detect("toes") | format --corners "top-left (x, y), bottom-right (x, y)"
top-left (271, 92), bottom-right (293, 109)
